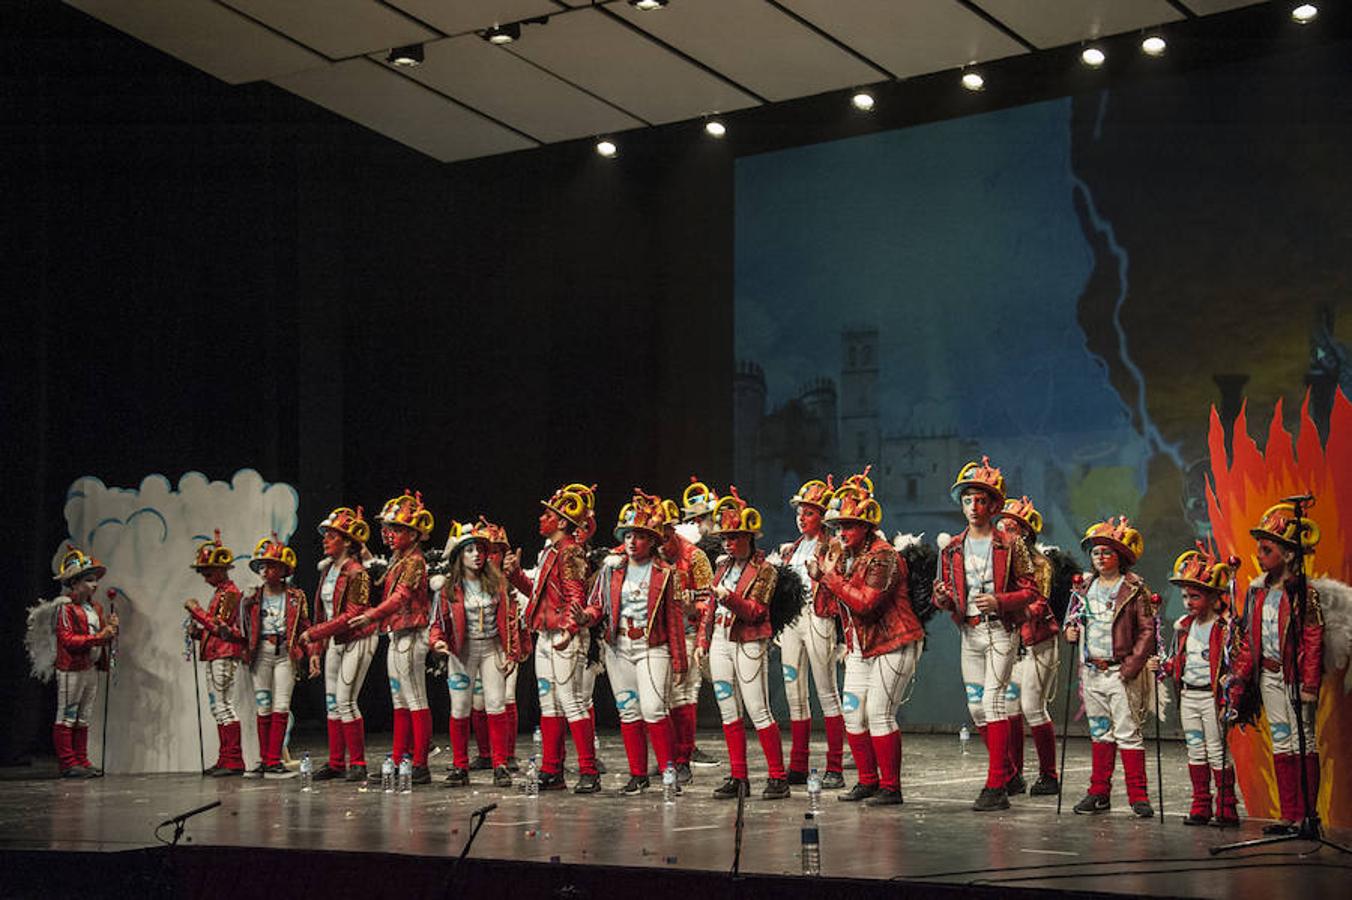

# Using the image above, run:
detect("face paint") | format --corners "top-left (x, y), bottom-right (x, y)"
top-left (1090, 545), bottom-right (1120, 576)
top-left (838, 522), bottom-right (869, 551)
top-left (462, 540), bottom-right (486, 572)
top-left (961, 489), bottom-right (995, 527)
top-left (321, 529), bottom-right (345, 559)
top-left (625, 530), bottom-right (655, 562)
top-left (796, 505), bottom-right (823, 537)
top-left (722, 533), bottom-right (751, 560)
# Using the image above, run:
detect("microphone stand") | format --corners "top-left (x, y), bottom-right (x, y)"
top-left (444, 803), bottom-right (496, 898)
top-left (730, 779), bottom-right (747, 877)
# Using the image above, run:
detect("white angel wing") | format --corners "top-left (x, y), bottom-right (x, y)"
top-left (1312, 577), bottom-right (1352, 693)
top-left (674, 522), bottom-right (701, 544)
top-left (892, 532), bottom-right (925, 551)
top-left (25, 597), bottom-right (68, 683)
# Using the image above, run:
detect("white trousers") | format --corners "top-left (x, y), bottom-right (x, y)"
top-left (960, 621), bottom-right (1019, 726)
top-left (605, 636), bottom-right (672, 724)
top-left (1180, 688), bottom-right (1225, 767)
top-left (387, 629), bottom-right (429, 712)
top-left (535, 628), bottom-right (590, 722)
top-left (207, 658), bottom-right (240, 725)
top-left (447, 637), bottom-right (509, 717)
top-left (778, 608), bottom-right (842, 719)
top-left (251, 642), bottom-right (295, 716)
top-left (1007, 637), bottom-right (1059, 726)
top-left (55, 668), bottom-right (98, 726)
top-left (327, 635), bottom-right (377, 721)
top-left (1261, 669), bottom-right (1316, 755)
top-left (473, 666), bottom-right (519, 712)
top-left (1081, 663), bottom-right (1144, 750)
top-left (667, 631), bottom-right (702, 707)
top-left (709, 635), bottom-right (774, 730)
top-left (841, 642), bottom-right (921, 736)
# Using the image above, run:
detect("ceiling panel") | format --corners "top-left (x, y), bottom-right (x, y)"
top-left (612, 0), bottom-right (882, 102)
top-left (386, 0), bottom-right (560, 36)
top-left (221, 0), bottom-right (437, 60)
top-left (973, 0), bottom-right (1185, 49)
top-left (504, 8), bottom-right (761, 125)
top-left (780, 0), bottom-right (1028, 79)
top-left (373, 35), bottom-right (645, 144)
top-left (1178, 0), bottom-right (1265, 14)
top-left (64, 0), bottom-right (324, 84)
top-left (273, 59), bottom-right (536, 162)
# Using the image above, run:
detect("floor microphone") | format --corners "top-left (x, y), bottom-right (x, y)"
top-left (472, 802), bottom-right (498, 818)
top-left (157, 799), bottom-right (221, 829)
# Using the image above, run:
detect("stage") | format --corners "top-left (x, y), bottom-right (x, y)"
top-left (2, 732), bottom-right (1347, 899)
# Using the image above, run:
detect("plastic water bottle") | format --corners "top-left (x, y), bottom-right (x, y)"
top-left (398, 753), bottom-right (413, 793)
top-left (806, 767), bottom-right (822, 814)
top-left (299, 752), bottom-right (313, 792)
top-left (800, 813), bottom-right (820, 876)
top-left (662, 763), bottom-right (678, 805)
top-left (525, 755), bottom-right (540, 799)
top-left (381, 753), bottom-right (395, 794)
top-left (959, 724), bottom-right (971, 755)
top-left (533, 725), bottom-right (542, 755)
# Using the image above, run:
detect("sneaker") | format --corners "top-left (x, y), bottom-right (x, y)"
top-left (596, 756), bottom-right (608, 775)
top-left (821, 770), bottom-right (846, 790)
top-left (1005, 773), bottom-right (1027, 795)
top-left (973, 787), bottom-right (1010, 811)
top-left (712, 776), bottom-right (749, 799)
top-left (1183, 812), bottom-right (1209, 826)
top-left (690, 746), bottom-right (720, 767)
top-left (345, 765), bottom-right (367, 783)
top-left (786, 770), bottom-right (809, 786)
top-left (621, 775), bottom-right (650, 795)
top-left (468, 756), bottom-right (492, 771)
top-left (242, 764), bottom-right (266, 779)
top-left (1028, 773), bottom-right (1060, 796)
top-left (762, 778), bottom-right (790, 800)
top-left (1209, 814), bottom-right (1240, 829)
top-left (493, 766), bottom-right (514, 787)
top-left (674, 763), bottom-right (693, 785)
top-left (538, 770), bottom-right (566, 791)
top-left (411, 765), bottom-right (432, 785)
top-left (838, 783), bottom-right (878, 802)
top-left (1073, 793), bottom-right (1111, 815)
top-left (61, 766), bottom-right (90, 779)
top-left (83, 765), bottom-right (104, 778)
top-left (573, 772), bottom-right (602, 794)
top-left (201, 766), bottom-right (221, 777)
top-left (264, 763), bottom-right (296, 780)
top-left (506, 756), bottom-right (521, 774)
top-left (865, 787), bottom-right (904, 807)
top-left (1131, 801), bottom-right (1154, 818)
top-left (213, 766), bottom-right (244, 778)
top-left (444, 767), bottom-right (469, 787)
top-left (313, 764), bottom-right (345, 782)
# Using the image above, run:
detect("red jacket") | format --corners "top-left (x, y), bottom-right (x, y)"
top-left (819, 536), bottom-right (922, 658)
top-left (509, 535), bottom-right (597, 635)
top-left (783, 534), bottom-right (836, 618)
top-left (659, 535), bottom-right (714, 635)
top-left (188, 581), bottom-right (246, 661)
top-left (307, 557), bottom-right (376, 646)
top-left (1066, 572), bottom-right (1156, 681)
top-left (700, 551), bottom-right (777, 650)
top-left (935, 528), bottom-right (1037, 630)
top-left (242, 585), bottom-right (314, 666)
top-left (55, 598), bottom-right (112, 672)
top-left (1163, 613), bottom-right (1231, 701)
top-left (367, 550), bottom-right (430, 633)
top-left (1020, 549), bottom-right (1060, 645)
top-left (430, 579), bottom-right (520, 661)
top-left (1228, 576), bottom-right (1323, 696)
top-left (599, 556), bottom-right (688, 673)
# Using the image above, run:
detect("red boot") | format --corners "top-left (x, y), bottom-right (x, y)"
top-left (325, 718), bottom-right (347, 772)
top-left (671, 703), bottom-right (696, 765)
top-left (72, 725), bottom-right (94, 770)
top-left (1273, 753), bottom-right (1300, 825)
top-left (1030, 721), bottom-right (1058, 780)
top-left (1185, 763), bottom-right (1212, 825)
top-left (649, 716), bottom-right (677, 772)
top-left (788, 719), bottom-right (811, 777)
top-left (1120, 747), bottom-right (1152, 816)
top-left (756, 723), bottom-right (787, 781)
top-left (53, 723), bottom-right (79, 774)
top-left (505, 702), bottom-right (519, 761)
top-left (722, 721), bottom-right (749, 781)
top-left (569, 715), bottom-right (598, 776)
top-left (343, 718), bottom-right (367, 769)
top-left (845, 729), bottom-right (879, 786)
top-left (619, 721), bottom-right (648, 776)
top-left (1296, 753), bottom-right (1321, 821)
top-left (256, 714), bottom-right (273, 766)
top-left (983, 718), bottom-right (1010, 789)
top-left (390, 708), bottom-right (411, 764)
top-left (823, 714), bottom-right (846, 775)
top-left (449, 715), bottom-right (472, 771)
top-left (1074, 741), bottom-right (1115, 814)
top-left (221, 721), bottom-right (245, 771)
top-left (1212, 766), bottom-right (1239, 827)
top-left (487, 712), bottom-right (511, 769)
top-left (872, 730), bottom-right (902, 793)
top-left (267, 712), bottom-right (288, 769)
top-left (539, 715), bottom-right (566, 775)
top-left (1008, 714), bottom-right (1025, 779)
top-left (471, 708), bottom-right (491, 763)
top-left (410, 708), bottom-right (432, 769)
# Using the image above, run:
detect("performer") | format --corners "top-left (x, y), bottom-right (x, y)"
top-left (697, 488), bottom-right (789, 800)
top-left (504, 483), bottom-right (603, 793)
top-left (778, 477), bottom-right (847, 789)
top-left (994, 496), bottom-right (1062, 796)
top-left (348, 491), bottom-right (434, 785)
top-left (50, 547), bottom-right (118, 778)
top-left (479, 518), bottom-right (530, 772)
top-left (1225, 503), bottom-right (1324, 835)
top-left (932, 458), bottom-right (1036, 811)
top-left (184, 531), bottom-right (247, 776)
top-left (676, 476), bottom-right (723, 768)
top-left (811, 475), bottom-right (923, 806)
top-left (302, 506), bottom-right (377, 782)
top-left (1153, 546), bottom-right (1240, 826)
top-left (431, 520), bottom-right (520, 788)
top-left (242, 534), bottom-right (314, 779)
top-left (658, 498), bottom-right (714, 784)
top-left (1063, 517), bottom-right (1156, 817)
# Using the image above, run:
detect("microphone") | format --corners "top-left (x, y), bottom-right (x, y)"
top-left (1281, 493), bottom-right (1315, 505)
top-left (157, 799), bottom-right (221, 829)
top-left (471, 802), bottom-right (498, 818)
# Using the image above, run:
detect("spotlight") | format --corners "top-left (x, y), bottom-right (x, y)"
top-left (1291, 4), bottom-right (1318, 25)
top-left (961, 71), bottom-right (985, 92)
top-left (482, 23), bottom-right (521, 44)
top-left (1080, 46), bottom-right (1106, 68)
top-left (387, 44), bottom-right (423, 67)
top-left (596, 139), bottom-right (618, 158)
top-left (851, 91), bottom-right (875, 112)
top-left (1141, 35), bottom-right (1166, 56)
top-left (704, 120), bottom-right (726, 138)
top-left (629, 0), bottom-right (669, 9)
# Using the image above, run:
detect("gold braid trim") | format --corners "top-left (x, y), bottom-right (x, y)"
top-left (561, 544), bottom-right (588, 581)
top-left (689, 548), bottom-right (714, 591)
top-left (863, 548), bottom-right (899, 592)
top-left (1031, 551), bottom-right (1053, 599)
top-left (747, 563), bottom-right (777, 606)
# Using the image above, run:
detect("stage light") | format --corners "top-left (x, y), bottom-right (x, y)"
top-left (629, 0), bottom-right (669, 9)
top-left (596, 139), bottom-right (618, 158)
top-left (387, 44), bottom-right (423, 67)
top-left (1292, 4), bottom-right (1318, 25)
top-left (482, 23), bottom-right (521, 44)
top-left (1141, 35), bottom-right (1166, 57)
top-left (1080, 46), bottom-right (1106, 68)
top-left (961, 71), bottom-right (985, 92)
top-left (851, 91), bottom-right (875, 112)
top-left (704, 120), bottom-right (727, 138)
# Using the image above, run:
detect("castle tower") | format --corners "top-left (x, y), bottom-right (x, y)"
top-left (839, 327), bottom-right (880, 474)
top-left (733, 360), bottom-right (767, 491)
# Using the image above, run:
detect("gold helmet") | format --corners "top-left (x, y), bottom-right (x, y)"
top-left (317, 506), bottom-right (370, 544)
top-left (191, 529), bottom-right (235, 570)
top-left (250, 533), bottom-right (297, 575)
top-left (53, 545), bottom-right (106, 583)
top-left (710, 487), bottom-right (763, 538)
top-left (379, 490), bottom-right (435, 541)
top-left (950, 456), bottom-right (1006, 506)
top-left (1080, 516), bottom-right (1144, 566)
top-left (1250, 502), bottom-right (1320, 550)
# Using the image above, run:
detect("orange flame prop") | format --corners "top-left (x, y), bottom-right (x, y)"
top-left (1205, 388), bottom-right (1352, 826)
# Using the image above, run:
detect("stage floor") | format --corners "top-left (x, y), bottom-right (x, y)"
top-left (2, 732), bottom-right (1348, 898)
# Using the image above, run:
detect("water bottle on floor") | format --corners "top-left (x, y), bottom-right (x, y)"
top-left (806, 767), bottom-right (821, 813)
top-left (299, 752), bottom-right (313, 792)
top-left (525, 755), bottom-right (539, 799)
top-left (800, 813), bottom-right (820, 876)
top-left (381, 753), bottom-right (395, 794)
top-left (662, 763), bottom-right (677, 805)
top-left (398, 753), bottom-right (413, 793)
top-left (959, 724), bottom-right (971, 755)
top-left (533, 725), bottom-right (542, 756)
